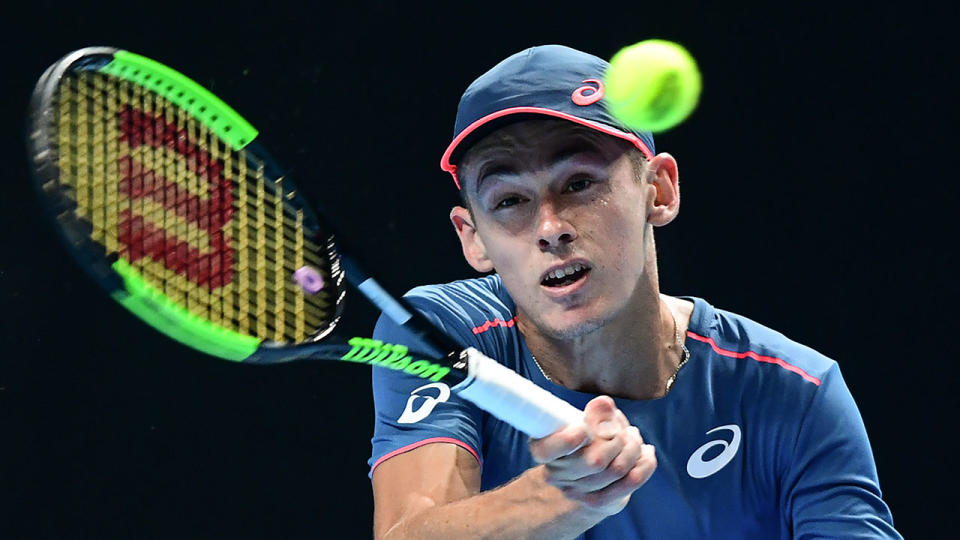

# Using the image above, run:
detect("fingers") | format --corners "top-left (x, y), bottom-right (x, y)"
top-left (554, 426), bottom-right (644, 490)
top-left (529, 395), bottom-right (625, 463)
top-left (529, 423), bottom-right (591, 464)
top-left (564, 443), bottom-right (658, 511)
top-left (528, 395), bottom-right (658, 516)
top-left (545, 425), bottom-right (643, 490)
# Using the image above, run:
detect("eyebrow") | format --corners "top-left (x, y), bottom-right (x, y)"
top-left (551, 141), bottom-right (603, 166)
top-left (474, 138), bottom-right (605, 196)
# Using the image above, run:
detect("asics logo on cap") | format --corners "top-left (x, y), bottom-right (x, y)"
top-left (686, 424), bottom-right (742, 479)
top-left (571, 79), bottom-right (604, 106)
top-left (397, 382), bottom-right (451, 424)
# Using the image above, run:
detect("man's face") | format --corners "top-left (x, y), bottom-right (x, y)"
top-left (453, 119), bottom-right (658, 339)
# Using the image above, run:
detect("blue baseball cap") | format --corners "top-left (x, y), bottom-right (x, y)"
top-left (440, 44), bottom-right (656, 190)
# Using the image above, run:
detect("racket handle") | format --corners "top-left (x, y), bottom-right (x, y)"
top-left (454, 348), bottom-right (585, 439)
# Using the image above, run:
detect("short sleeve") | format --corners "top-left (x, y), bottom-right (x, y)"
top-left (366, 304), bottom-right (485, 477)
top-left (781, 364), bottom-right (902, 539)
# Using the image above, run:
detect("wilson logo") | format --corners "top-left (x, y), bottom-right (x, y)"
top-left (686, 424), bottom-right (742, 479)
top-left (398, 382), bottom-right (451, 424)
top-left (571, 79), bottom-right (604, 106)
top-left (116, 105), bottom-right (235, 289)
top-left (342, 337), bottom-right (451, 382)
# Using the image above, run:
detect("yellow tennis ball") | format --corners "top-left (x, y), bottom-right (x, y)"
top-left (604, 39), bottom-right (702, 133)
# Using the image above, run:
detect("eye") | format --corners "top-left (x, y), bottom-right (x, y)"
top-left (565, 176), bottom-right (595, 193)
top-left (494, 196), bottom-right (524, 209)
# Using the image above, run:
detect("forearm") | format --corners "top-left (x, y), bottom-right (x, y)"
top-left (380, 465), bottom-right (606, 540)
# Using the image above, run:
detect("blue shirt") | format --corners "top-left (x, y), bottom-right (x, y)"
top-left (368, 275), bottom-right (901, 539)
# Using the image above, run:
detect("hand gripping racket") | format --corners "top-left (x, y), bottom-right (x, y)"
top-left (26, 46), bottom-right (584, 439)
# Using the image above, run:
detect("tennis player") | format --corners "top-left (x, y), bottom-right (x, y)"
top-left (367, 45), bottom-right (902, 539)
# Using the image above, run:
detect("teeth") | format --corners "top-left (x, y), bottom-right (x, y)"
top-left (547, 263), bottom-right (585, 281)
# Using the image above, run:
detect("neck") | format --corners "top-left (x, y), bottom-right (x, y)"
top-left (520, 289), bottom-right (691, 401)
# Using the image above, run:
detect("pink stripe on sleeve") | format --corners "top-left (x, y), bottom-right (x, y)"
top-left (370, 437), bottom-right (482, 475)
top-left (686, 331), bottom-right (822, 386)
top-left (471, 316), bottom-right (517, 335)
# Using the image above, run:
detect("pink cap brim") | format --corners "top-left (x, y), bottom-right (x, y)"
top-left (440, 106), bottom-right (655, 190)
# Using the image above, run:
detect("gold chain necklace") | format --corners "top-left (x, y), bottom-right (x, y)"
top-left (530, 310), bottom-right (690, 394)
top-left (664, 309), bottom-right (691, 393)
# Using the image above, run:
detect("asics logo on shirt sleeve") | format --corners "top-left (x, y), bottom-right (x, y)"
top-left (686, 424), bottom-right (742, 479)
top-left (397, 382), bottom-right (451, 424)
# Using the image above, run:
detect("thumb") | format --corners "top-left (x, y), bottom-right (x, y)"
top-left (585, 396), bottom-right (620, 439)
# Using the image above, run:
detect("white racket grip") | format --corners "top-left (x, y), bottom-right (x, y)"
top-left (453, 347), bottom-right (585, 439)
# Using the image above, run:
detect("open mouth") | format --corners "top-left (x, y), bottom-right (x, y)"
top-left (541, 263), bottom-right (591, 288)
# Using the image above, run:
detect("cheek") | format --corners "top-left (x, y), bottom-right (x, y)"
top-left (477, 230), bottom-right (529, 273)
top-left (586, 199), bottom-right (646, 241)
top-left (588, 203), bottom-right (649, 270)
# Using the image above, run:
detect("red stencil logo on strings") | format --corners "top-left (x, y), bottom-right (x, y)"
top-left (116, 106), bottom-right (235, 289)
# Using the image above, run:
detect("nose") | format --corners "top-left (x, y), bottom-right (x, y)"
top-left (536, 203), bottom-right (577, 250)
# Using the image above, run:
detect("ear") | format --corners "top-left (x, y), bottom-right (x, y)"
top-left (450, 206), bottom-right (495, 273)
top-left (646, 152), bottom-right (681, 226)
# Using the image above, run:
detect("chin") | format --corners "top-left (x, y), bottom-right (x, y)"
top-left (539, 310), bottom-right (612, 340)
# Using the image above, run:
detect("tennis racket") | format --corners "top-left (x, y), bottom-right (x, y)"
top-left (26, 46), bottom-right (584, 439)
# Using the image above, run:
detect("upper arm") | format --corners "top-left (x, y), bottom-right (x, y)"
top-left (782, 365), bottom-right (902, 539)
top-left (368, 306), bottom-right (486, 538)
top-left (372, 442), bottom-right (482, 539)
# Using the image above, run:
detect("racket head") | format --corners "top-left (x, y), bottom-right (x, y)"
top-left (27, 46), bottom-right (348, 362)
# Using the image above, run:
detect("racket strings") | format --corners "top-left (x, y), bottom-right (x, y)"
top-left (55, 70), bottom-right (339, 344)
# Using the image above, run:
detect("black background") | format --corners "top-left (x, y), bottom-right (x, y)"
top-left (1, 2), bottom-right (955, 538)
